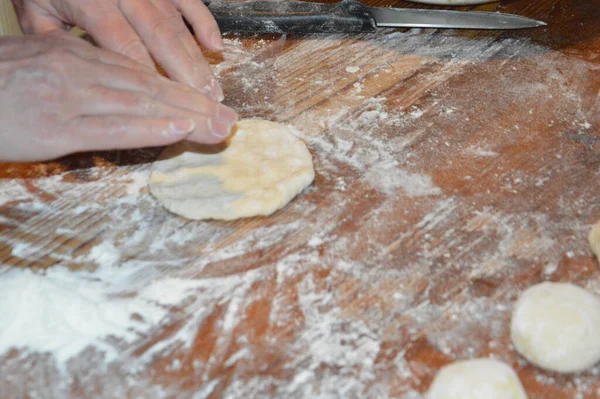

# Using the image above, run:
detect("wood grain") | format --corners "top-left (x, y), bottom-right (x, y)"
top-left (0, 0), bottom-right (599, 398)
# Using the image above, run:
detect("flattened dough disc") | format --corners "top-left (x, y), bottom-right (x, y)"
top-left (149, 119), bottom-right (315, 220)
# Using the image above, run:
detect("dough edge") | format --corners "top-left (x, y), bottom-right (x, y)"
top-left (149, 119), bottom-right (315, 220)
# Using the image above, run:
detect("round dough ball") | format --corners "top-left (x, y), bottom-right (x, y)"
top-left (149, 119), bottom-right (314, 220)
top-left (511, 282), bottom-right (600, 373)
top-left (589, 219), bottom-right (600, 259)
top-left (427, 358), bottom-right (527, 399)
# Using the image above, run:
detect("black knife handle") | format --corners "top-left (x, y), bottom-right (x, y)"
top-left (204, 0), bottom-right (377, 34)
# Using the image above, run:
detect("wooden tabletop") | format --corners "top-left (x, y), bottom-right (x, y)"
top-left (1, 0), bottom-right (599, 397)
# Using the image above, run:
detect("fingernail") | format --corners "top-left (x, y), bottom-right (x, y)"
top-left (217, 104), bottom-right (238, 125)
top-left (211, 31), bottom-right (224, 51)
top-left (200, 79), bottom-right (224, 102)
top-left (210, 79), bottom-right (224, 102)
top-left (198, 85), bottom-right (213, 97)
top-left (209, 118), bottom-right (234, 139)
top-left (169, 119), bottom-right (195, 136)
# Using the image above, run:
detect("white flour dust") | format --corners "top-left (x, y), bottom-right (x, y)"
top-left (0, 28), bottom-right (599, 398)
top-left (0, 164), bottom-right (285, 374)
top-left (0, 180), bottom-right (31, 207)
top-left (0, 265), bottom-right (164, 370)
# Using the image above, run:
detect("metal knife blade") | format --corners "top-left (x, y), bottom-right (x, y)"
top-left (202, 0), bottom-right (546, 34)
top-left (368, 7), bottom-right (546, 30)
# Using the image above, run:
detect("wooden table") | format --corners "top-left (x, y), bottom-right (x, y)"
top-left (1, 0), bottom-right (599, 397)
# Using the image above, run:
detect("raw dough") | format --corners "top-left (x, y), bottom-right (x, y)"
top-left (427, 358), bottom-right (528, 399)
top-left (149, 119), bottom-right (314, 220)
top-left (511, 282), bottom-right (600, 373)
top-left (589, 219), bottom-right (600, 259)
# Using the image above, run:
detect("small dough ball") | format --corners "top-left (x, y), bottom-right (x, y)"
top-left (589, 219), bottom-right (600, 259)
top-left (511, 282), bottom-right (600, 373)
top-left (427, 358), bottom-right (527, 399)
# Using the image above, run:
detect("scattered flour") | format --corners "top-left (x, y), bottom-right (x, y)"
top-left (0, 180), bottom-right (33, 206)
top-left (365, 162), bottom-right (441, 197)
top-left (0, 265), bottom-right (164, 370)
top-left (466, 146), bottom-right (499, 157)
top-left (88, 241), bottom-right (121, 269)
top-left (125, 171), bottom-right (149, 196)
top-left (0, 27), bottom-right (597, 398)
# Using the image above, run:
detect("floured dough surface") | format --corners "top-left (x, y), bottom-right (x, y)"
top-left (427, 358), bottom-right (528, 399)
top-left (589, 219), bottom-right (600, 259)
top-left (511, 282), bottom-right (600, 373)
top-left (149, 119), bottom-right (314, 220)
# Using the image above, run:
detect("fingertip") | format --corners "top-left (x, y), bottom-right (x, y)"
top-left (178, 1), bottom-right (223, 51)
top-left (186, 132), bottom-right (227, 145)
top-left (168, 119), bottom-right (196, 137)
top-left (185, 119), bottom-right (233, 145)
top-left (210, 31), bottom-right (224, 51)
top-left (209, 118), bottom-right (234, 140)
top-left (216, 104), bottom-right (238, 125)
top-left (208, 77), bottom-right (224, 102)
top-left (193, 76), bottom-right (224, 102)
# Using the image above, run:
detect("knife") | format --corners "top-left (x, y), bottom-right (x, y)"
top-left (201, 0), bottom-right (546, 34)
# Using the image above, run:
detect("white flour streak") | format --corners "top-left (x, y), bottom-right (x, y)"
top-left (0, 27), bottom-right (598, 398)
top-left (0, 259), bottom-right (265, 373)
top-left (0, 161), bottom-right (298, 374)
top-left (365, 162), bottom-right (441, 197)
top-left (11, 242), bottom-right (36, 259)
top-left (125, 171), bottom-right (149, 196)
top-left (0, 265), bottom-right (164, 371)
top-left (466, 146), bottom-right (499, 157)
top-left (0, 180), bottom-right (33, 206)
top-left (294, 274), bottom-right (380, 372)
top-left (88, 241), bottom-right (121, 269)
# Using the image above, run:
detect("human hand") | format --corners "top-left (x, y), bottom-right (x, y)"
top-left (0, 33), bottom-right (237, 162)
top-left (11, 0), bottom-right (224, 100)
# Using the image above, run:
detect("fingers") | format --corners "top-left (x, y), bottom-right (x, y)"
top-left (151, 0), bottom-right (224, 100)
top-left (81, 86), bottom-right (236, 138)
top-left (119, 0), bottom-right (222, 100)
top-left (172, 0), bottom-right (224, 51)
top-left (72, 114), bottom-right (233, 152)
top-left (77, 5), bottom-right (155, 70)
top-left (70, 116), bottom-right (197, 151)
top-left (65, 36), bottom-right (156, 74)
top-left (79, 85), bottom-right (238, 143)
top-left (11, 1), bottom-right (68, 34)
top-left (150, 0), bottom-right (197, 57)
top-left (0, 36), bottom-right (44, 60)
top-left (91, 62), bottom-right (229, 116)
top-left (0, 30), bottom-right (154, 77)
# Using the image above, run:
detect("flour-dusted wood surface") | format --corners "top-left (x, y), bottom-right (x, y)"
top-left (0, 0), bottom-right (599, 398)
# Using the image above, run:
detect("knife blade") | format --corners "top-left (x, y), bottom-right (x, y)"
top-left (369, 7), bottom-right (546, 30)
top-left (202, 0), bottom-right (546, 34)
